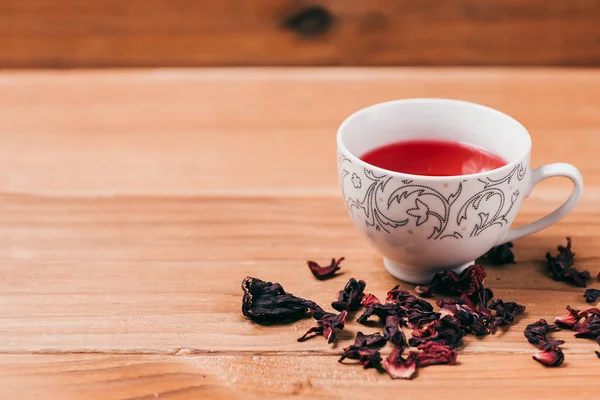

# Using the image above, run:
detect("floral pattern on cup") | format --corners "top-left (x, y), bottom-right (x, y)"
top-left (338, 152), bottom-right (527, 240)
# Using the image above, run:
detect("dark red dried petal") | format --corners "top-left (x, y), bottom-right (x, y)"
top-left (546, 237), bottom-right (591, 287)
top-left (524, 319), bottom-right (562, 349)
top-left (533, 347), bottom-right (564, 367)
top-left (410, 322), bottom-right (438, 339)
top-left (361, 293), bottom-right (380, 306)
top-left (414, 284), bottom-right (436, 298)
top-left (485, 242), bottom-right (515, 265)
top-left (554, 306), bottom-right (581, 328)
top-left (241, 277), bottom-right (317, 325)
top-left (578, 307), bottom-right (600, 317)
top-left (407, 309), bottom-right (441, 329)
top-left (584, 288), bottom-right (600, 304)
top-left (338, 346), bottom-right (382, 369)
top-left (298, 309), bottom-right (347, 343)
top-left (597, 272), bottom-right (600, 282)
top-left (415, 265), bottom-right (488, 307)
top-left (457, 306), bottom-right (493, 335)
top-left (436, 299), bottom-right (493, 335)
top-left (573, 311), bottom-right (600, 338)
top-left (409, 315), bottom-right (464, 349)
top-left (356, 303), bottom-right (407, 324)
top-left (383, 316), bottom-right (408, 348)
top-left (331, 278), bottom-right (366, 311)
top-left (386, 286), bottom-right (434, 312)
top-left (489, 299), bottom-right (526, 326)
top-left (306, 257), bottom-right (343, 280)
top-left (353, 331), bottom-right (387, 348)
top-left (415, 342), bottom-right (458, 367)
top-left (383, 346), bottom-right (418, 379)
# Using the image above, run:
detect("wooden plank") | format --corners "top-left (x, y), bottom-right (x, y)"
top-left (0, 68), bottom-right (599, 398)
top-left (2, 0), bottom-right (600, 67)
top-left (1, 69), bottom-right (600, 197)
top-left (1, 353), bottom-right (599, 400)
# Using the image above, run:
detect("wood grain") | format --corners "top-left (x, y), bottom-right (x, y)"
top-left (1, 353), bottom-right (599, 400)
top-left (2, 68), bottom-right (600, 198)
top-left (3, 0), bottom-right (600, 67)
top-left (0, 68), bottom-right (599, 398)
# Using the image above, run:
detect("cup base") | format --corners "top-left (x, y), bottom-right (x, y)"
top-left (383, 258), bottom-right (474, 285)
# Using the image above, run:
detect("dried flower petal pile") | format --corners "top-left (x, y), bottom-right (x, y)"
top-left (242, 245), bottom-right (599, 382)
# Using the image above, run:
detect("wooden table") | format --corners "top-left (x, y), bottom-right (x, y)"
top-left (0, 68), bottom-right (598, 399)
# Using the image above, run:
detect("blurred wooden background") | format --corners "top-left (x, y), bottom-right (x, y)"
top-left (3, 0), bottom-right (600, 68)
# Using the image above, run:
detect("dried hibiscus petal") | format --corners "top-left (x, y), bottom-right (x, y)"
top-left (241, 277), bottom-right (316, 325)
top-left (383, 315), bottom-right (408, 348)
top-left (457, 306), bottom-right (493, 335)
top-left (339, 331), bottom-right (386, 369)
top-left (436, 297), bottom-right (496, 335)
top-left (573, 308), bottom-right (600, 338)
top-left (489, 299), bottom-right (526, 327)
top-left (485, 242), bottom-right (515, 265)
top-left (409, 315), bottom-right (465, 349)
top-left (331, 278), bottom-right (366, 312)
top-left (524, 319), bottom-right (565, 367)
top-left (407, 309), bottom-right (441, 329)
top-left (584, 288), bottom-right (600, 304)
top-left (361, 293), bottom-right (381, 306)
top-left (415, 342), bottom-right (458, 367)
top-left (524, 319), bottom-right (564, 349)
top-left (353, 331), bottom-right (387, 348)
top-left (306, 257), bottom-right (343, 280)
top-left (338, 346), bottom-right (382, 369)
top-left (554, 306), bottom-right (581, 328)
top-left (415, 265), bottom-right (487, 307)
top-left (298, 308), bottom-right (347, 343)
top-left (384, 346), bottom-right (418, 380)
top-left (357, 303), bottom-right (406, 324)
top-left (533, 347), bottom-right (564, 367)
top-left (546, 237), bottom-right (591, 287)
top-left (386, 286), bottom-right (434, 312)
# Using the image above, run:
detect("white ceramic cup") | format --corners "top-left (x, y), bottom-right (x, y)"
top-left (337, 99), bottom-right (583, 284)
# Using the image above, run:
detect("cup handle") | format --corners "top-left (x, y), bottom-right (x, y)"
top-left (497, 163), bottom-right (583, 244)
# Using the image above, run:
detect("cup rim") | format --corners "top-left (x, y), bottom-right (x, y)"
top-left (337, 98), bottom-right (532, 181)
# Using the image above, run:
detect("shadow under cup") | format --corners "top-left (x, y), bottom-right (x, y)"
top-left (337, 99), bottom-right (532, 284)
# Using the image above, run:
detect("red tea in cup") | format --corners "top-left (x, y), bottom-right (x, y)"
top-left (360, 139), bottom-right (507, 176)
